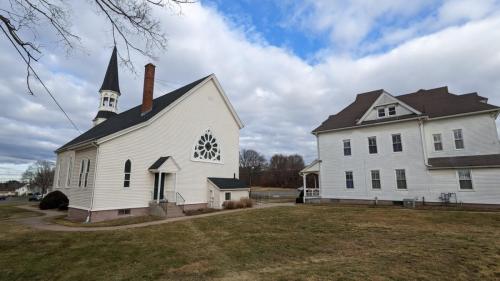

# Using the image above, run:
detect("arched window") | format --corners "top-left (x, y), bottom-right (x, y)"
top-left (102, 96), bottom-right (109, 106)
top-left (124, 160), bottom-right (131, 187)
top-left (192, 129), bottom-right (222, 163)
top-left (109, 97), bottom-right (115, 108)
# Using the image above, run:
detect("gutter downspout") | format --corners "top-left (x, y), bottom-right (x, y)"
top-left (418, 119), bottom-right (431, 167)
top-left (86, 141), bottom-right (99, 223)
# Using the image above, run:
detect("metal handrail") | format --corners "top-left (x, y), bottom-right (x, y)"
top-left (176, 192), bottom-right (186, 211)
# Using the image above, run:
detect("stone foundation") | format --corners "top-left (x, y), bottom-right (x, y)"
top-left (321, 198), bottom-right (500, 209)
top-left (67, 207), bottom-right (89, 222)
top-left (181, 203), bottom-right (208, 211)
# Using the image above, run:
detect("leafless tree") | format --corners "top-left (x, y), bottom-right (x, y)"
top-left (239, 149), bottom-right (267, 169)
top-left (21, 160), bottom-right (54, 194)
top-left (0, 0), bottom-right (194, 95)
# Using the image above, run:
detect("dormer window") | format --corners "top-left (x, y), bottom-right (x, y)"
top-left (388, 106), bottom-right (396, 116)
top-left (377, 108), bottom-right (386, 118)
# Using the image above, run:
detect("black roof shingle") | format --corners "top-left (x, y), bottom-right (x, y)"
top-left (208, 177), bottom-right (249, 190)
top-left (57, 75), bottom-right (210, 151)
top-left (100, 47), bottom-right (121, 94)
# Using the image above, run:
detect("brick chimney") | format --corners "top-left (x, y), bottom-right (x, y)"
top-left (141, 63), bottom-right (155, 114)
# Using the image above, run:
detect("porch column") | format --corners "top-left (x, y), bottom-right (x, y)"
top-left (303, 173), bottom-right (307, 204)
top-left (156, 173), bottom-right (161, 204)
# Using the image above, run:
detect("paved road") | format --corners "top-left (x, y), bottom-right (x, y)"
top-left (13, 203), bottom-right (296, 232)
top-left (0, 197), bottom-right (32, 205)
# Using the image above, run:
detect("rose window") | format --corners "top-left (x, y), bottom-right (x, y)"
top-left (192, 129), bottom-right (221, 162)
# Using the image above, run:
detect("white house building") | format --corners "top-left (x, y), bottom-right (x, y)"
top-left (53, 48), bottom-right (249, 222)
top-left (307, 87), bottom-right (500, 206)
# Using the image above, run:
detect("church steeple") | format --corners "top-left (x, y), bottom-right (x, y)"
top-left (93, 47), bottom-right (121, 126)
top-left (99, 46), bottom-right (121, 94)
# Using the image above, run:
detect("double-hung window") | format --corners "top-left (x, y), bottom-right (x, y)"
top-left (388, 106), bottom-right (396, 116)
top-left (396, 169), bottom-right (407, 189)
top-left (368, 137), bottom-right (378, 154)
top-left (392, 134), bottom-right (403, 152)
top-left (345, 171), bottom-right (354, 189)
top-left (458, 169), bottom-right (473, 190)
top-left (453, 129), bottom-right (464, 149)
top-left (343, 139), bottom-right (351, 156)
top-left (378, 108), bottom-right (385, 118)
top-left (371, 170), bottom-right (381, 189)
top-left (433, 134), bottom-right (443, 151)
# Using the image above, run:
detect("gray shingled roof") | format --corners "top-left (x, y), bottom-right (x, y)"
top-left (313, 87), bottom-right (499, 133)
top-left (100, 47), bottom-right (121, 94)
top-left (208, 177), bottom-right (249, 190)
top-left (57, 75), bottom-right (210, 151)
top-left (428, 154), bottom-right (500, 169)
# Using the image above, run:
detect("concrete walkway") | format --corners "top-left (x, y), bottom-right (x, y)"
top-left (14, 203), bottom-right (295, 232)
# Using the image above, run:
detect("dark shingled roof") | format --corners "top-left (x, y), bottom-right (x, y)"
top-left (93, 110), bottom-right (117, 120)
top-left (148, 157), bottom-right (170, 170)
top-left (313, 87), bottom-right (499, 133)
top-left (208, 177), bottom-right (249, 190)
top-left (57, 75), bottom-right (210, 151)
top-left (428, 154), bottom-right (500, 169)
top-left (100, 47), bottom-right (121, 94)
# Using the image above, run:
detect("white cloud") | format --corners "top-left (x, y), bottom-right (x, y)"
top-left (1, 1), bottom-right (500, 180)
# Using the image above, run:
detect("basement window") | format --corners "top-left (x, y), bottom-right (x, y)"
top-left (118, 209), bottom-right (131, 215)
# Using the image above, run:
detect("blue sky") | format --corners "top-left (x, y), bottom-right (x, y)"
top-left (1, 0), bottom-right (500, 181)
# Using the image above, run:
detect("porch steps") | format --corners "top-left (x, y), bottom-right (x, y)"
top-left (149, 202), bottom-right (185, 218)
top-left (165, 202), bottom-right (185, 218)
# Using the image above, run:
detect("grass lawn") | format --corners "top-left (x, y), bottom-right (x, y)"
top-left (0, 205), bottom-right (499, 280)
top-left (0, 205), bottom-right (41, 220)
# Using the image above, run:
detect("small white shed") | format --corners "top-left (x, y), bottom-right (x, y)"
top-left (207, 177), bottom-right (250, 209)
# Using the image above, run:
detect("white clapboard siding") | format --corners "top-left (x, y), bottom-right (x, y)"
top-left (54, 147), bottom-right (96, 209)
top-left (424, 113), bottom-right (500, 158)
top-left (91, 79), bottom-right (240, 211)
top-left (318, 115), bottom-right (500, 204)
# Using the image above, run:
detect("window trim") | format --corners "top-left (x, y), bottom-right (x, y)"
top-left (84, 159), bottom-right (90, 188)
top-left (388, 106), bottom-right (396, 116)
top-left (78, 159), bottom-right (85, 188)
top-left (66, 157), bottom-right (72, 188)
top-left (453, 129), bottom-right (465, 150)
top-left (371, 170), bottom-right (381, 190)
top-left (343, 139), bottom-right (351, 156)
top-left (392, 133), bottom-right (403, 152)
top-left (433, 133), bottom-right (443, 151)
top-left (345, 171), bottom-right (354, 189)
top-left (124, 159), bottom-right (131, 188)
top-left (457, 169), bottom-right (474, 191)
top-left (368, 136), bottom-right (378, 154)
top-left (395, 169), bottom-right (407, 190)
top-left (377, 108), bottom-right (386, 118)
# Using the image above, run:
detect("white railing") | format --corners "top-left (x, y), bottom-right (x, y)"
top-left (305, 188), bottom-right (320, 197)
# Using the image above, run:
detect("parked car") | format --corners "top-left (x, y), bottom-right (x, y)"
top-left (0, 195), bottom-right (7, 201)
top-left (28, 192), bottom-right (43, 201)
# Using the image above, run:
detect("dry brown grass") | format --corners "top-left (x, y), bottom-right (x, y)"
top-left (0, 204), bottom-right (499, 280)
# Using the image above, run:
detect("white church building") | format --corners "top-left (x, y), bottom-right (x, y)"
top-left (305, 87), bottom-right (500, 206)
top-left (53, 48), bottom-right (249, 222)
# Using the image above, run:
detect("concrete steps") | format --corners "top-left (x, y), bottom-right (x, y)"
top-left (149, 202), bottom-right (185, 218)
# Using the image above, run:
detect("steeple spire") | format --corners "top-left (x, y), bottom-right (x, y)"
top-left (93, 47), bottom-right (121, 127)
top-left (99, 46), bottom-right (121, 95)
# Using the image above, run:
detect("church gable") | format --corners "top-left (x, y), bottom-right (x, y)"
top-left (357, 91), bottom-right (421, 124)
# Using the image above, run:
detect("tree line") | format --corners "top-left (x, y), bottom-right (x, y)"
top-left (239, 149), bottom-right (306, 188)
